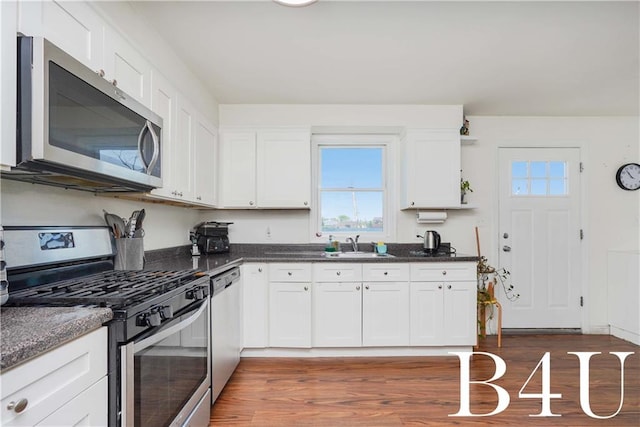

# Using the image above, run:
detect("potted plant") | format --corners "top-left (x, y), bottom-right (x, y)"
top-left (477, 256), bottom-right (519, 338)
top-left (460, 178), bottom-right (473, 204)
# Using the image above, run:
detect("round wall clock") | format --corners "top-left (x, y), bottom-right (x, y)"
top-left (615, 163), bottom-right (640, 191)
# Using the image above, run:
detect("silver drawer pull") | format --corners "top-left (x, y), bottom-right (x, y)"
top-left (356, 285), bottom-right (360, 290)
top-left (442, 271), bottom-right (447, 275)
top-left (7, 398), bottom-right (28, 413)
top-left (287, 272), bottom-right (292, 276)
top-left (304, 286), bottom-right (309, 291)
top-left (365, 285), bottom-right (370, 290)
top-left (336, 271), bottom-right (341, 276)
top-left (383, 271), bottom-right (388, 275)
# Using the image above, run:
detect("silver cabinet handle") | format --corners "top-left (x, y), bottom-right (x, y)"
top-left (442, 271), bottom-right (447, 275)
top-left (197, 196), bottom-right (202, 200)
top-left (287, 272), bottom-right (292, 276)
top-left (258, 268), bottom-right (262, 273)
top-left (249, 201), bottom-right (254, 206)
top-left (447, 284), bottom-right (452, 289)
top-left (383, 271), bottom-right (388, 276)
top-left (503, 245), bottom-right (511, 252)
top-left (96, 69), bottom-right (105, 77)
top-left (111, 79), bottom-right (118, 86)
top-left (304, 201), bottom-right (308, 206)
top-left (365, 285), bottom-right (370, 290)
top-left (438, 284), bottom-right (443, 289)
top-left (304, 286), bottom-right (308, 291)
top-left (7, 398), bottom-right (28, 413)
top-left (356, 285), bottom-right (360, 290)
top-left (336, 271), bottom-right (341, 276)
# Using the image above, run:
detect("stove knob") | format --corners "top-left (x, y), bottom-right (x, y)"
top-left (147, 311), bottom-right (162, 327)
top-left (187, 287), bottom-right (206, 300)
top-left (160, 305), bottom-right (173, 320)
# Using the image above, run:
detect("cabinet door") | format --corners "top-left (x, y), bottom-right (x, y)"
top-left (36, 377), bottom-right (107, 427)
top-left (221, 131), bottom-right (256, 208)
top-left (362, 282), bottom-right (410, 346)
top-left (401, 129), bottom-right (460, 208)
top-left (242, 263), bottom-right (268, 348)
top-left (410, 282), bottom-right (445, 346)
top-left (1, 328), bottom-right (107, 426)
top-left (1, 0), bottom-right (17, 168)
top-left (173, 96), bottom-right (196, 201)
top-left (269, 282), bottom-right (311, 348)
top-left (257, 130), bottom-right (311, 208)
top-left (103, 27), bottom-right (151, 107)
top-left (18, 1), bottom-right (104, 72)
top-left (149, 72), bottom-right (177, 199)
top-left (193, 117), bottom-right (218, 206)
top-left (313, 282), bottom-right (362, 347)
top-left (443, 281), bottom-right (477, 345)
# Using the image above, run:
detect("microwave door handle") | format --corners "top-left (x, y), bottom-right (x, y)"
top-left (137, 121), bottom-right (160, 175)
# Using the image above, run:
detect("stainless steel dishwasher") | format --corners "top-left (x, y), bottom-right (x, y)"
top-left (210, 266), bottom-right (242, 403)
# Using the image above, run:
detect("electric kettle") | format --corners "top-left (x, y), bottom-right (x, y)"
top-left (423, 230), bottom-right (441, 252)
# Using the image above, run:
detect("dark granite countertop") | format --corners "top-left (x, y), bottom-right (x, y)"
top-left (144, 243), bottom-right (479, 274)
top-left (0, 307), bottom-right (113, 371)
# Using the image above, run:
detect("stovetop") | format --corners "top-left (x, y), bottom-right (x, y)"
top-left (7, 269), bottom-right (202, 310)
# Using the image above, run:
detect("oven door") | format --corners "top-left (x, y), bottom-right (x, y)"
top-left (121, 298), bottom-right (210, 427)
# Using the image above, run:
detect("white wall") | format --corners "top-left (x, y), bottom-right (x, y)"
top-left (0, 180), bottom-right (199, 250)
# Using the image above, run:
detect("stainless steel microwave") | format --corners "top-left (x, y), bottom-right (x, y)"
top-left (6, 36), bottom-right (163, 192)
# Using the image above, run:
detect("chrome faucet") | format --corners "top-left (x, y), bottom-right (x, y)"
top-left (346, 235), bottom-right (360, 252)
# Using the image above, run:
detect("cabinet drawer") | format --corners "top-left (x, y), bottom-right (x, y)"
top-left (410, 262), bottom-right (477, 281)
top-left (313, 263), bottom-right (362, 282)
top-left (269, 263), bottom-right (312, 282)
top-left (362, 263), bottom-right (409, 282)
top-left (1, 327), bottom-right (107, 427)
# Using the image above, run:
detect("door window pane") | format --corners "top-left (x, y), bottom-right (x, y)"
top-left (511, 161), bottom-right (568, 196)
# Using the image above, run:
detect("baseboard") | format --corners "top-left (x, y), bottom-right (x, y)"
top-left (502, 328), bottom-right (581, 335)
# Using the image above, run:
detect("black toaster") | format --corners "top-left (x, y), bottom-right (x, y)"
top-left (193, 222), bottom-right (233, 254)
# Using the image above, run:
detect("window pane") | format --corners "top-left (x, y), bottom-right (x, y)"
top-left (512, 162), bottom-right (527, 178)
top-left (530, 179), bottom-right (547, 195)
top-left (549, 179), bottom-right (567, 195)
top-left (512, 179), bottom-right (528, 195)
top-left (549, 162), bottom-right (566, 178)
top-left (320, 148), bottom-right (382, 188)
top-left (321, 191), bottom-right (383, 232)
top-left (530, 162), bottom-right (547, 178)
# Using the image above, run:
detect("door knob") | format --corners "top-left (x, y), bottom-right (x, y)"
top-left (503, 245), bottom-right (511, 252)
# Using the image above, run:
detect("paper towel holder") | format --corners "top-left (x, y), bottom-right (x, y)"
top-left (416, 210), bottom-right (447, 224)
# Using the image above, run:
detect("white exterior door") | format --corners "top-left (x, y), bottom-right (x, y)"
top-left (498, 147), bottom-right (582, 328)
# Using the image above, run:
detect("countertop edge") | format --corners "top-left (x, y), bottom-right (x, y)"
top-left (1, 307), bottom-right (113, 371)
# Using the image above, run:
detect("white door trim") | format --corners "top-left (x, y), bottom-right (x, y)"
top-left (492, 139), bottom-right (590, 332)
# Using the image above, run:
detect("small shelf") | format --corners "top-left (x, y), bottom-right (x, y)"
top-left (460, 135), bottom-right (477, 145)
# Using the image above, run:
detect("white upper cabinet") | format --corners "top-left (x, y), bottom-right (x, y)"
top-left (18, 1), bottom-right (104, 72)
top-left (257, 130), bottom-right (311, 208)
top-left (221, 131), bottom-right (257, 208)
top-left (1, 0), bottom-right (17, 169)
top-left (149, 71), bottom-right (177, 200)
top-left (102, 26), bottom-right (151, 107)
top-left (193, 115), bottom-right (218, 206)
top-left (401, 129), bottom-right (461, 209)
top-left (173, 96), bottom-right (196, 201)
top-left (220, 129), bottom-right (311, 209)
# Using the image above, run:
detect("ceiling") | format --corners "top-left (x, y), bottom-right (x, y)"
top-left (130, 0), bottom-right (639, 116)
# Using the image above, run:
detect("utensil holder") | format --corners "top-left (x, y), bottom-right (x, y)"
top-left (114, 238), bottom-right (144, 270)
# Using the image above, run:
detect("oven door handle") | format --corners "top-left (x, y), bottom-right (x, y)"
top-left (133, 299), bottom-right (208, 353)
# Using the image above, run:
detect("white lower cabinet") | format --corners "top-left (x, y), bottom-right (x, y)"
top-left (362, 282), bottom-right (410, 346)
top-left (242, 263), bottom-right (269, 348)
top-left (268, 264), bottom-right (312, 348)
top-left (313, 282), bottom-right (362, 347)
top-left (410, 263), bottom-right (477, 346)
top-left (0, 327), bottom-right (108, 427)
top-left (241, 261), bottom-right (477, 352)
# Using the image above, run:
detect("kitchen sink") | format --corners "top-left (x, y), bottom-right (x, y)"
top-left (323, 252), bottom-right (395, 259)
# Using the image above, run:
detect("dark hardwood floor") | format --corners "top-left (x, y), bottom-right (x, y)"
top-left (210, 335), bottom-right (639, 426)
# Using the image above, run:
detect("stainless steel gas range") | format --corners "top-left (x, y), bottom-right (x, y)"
top-left (3, 226), bottom-right (211, 427)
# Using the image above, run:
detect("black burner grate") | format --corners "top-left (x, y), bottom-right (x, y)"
top-left (8, 270), bottom-right (200, 309)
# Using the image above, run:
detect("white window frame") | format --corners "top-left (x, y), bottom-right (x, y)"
top-left (310, 134), bottom-right (396, 245)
